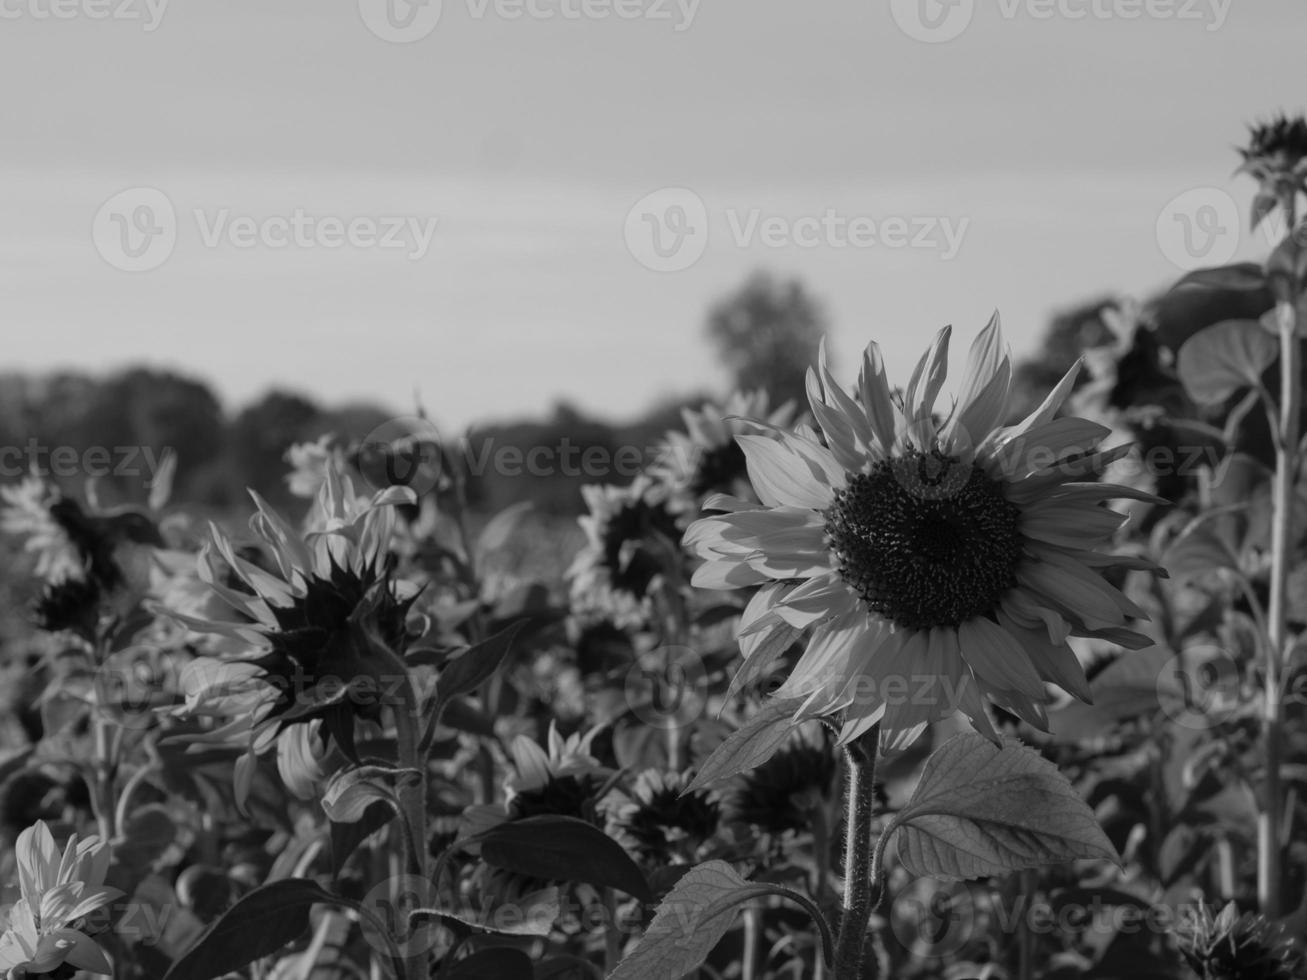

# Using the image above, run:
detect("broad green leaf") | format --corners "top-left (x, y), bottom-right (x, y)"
top-left (1047, 646), bottom-right (1179, 742)
top-left (685, 697), bottom-right (808, 792)
top-left (162, 878), bottom-right (338, 980)
top-left (441, 946), bottom-right (535, 979)
top-left (1176, 319), bottom-right (1278, 405)
top-left (436, 621), bottom-right (526, 706)
top-left (476, 815), bottom-right (652, 903)
top-left (328, 800), bottom-right (396, 877)
top-left (321, 765), bottom-right (420, 823)
top-left (885, 734), bottom-right (1118, 879)
top-left (608, 862), bottom-right (834, 980)
top-left (414, 887), bottom-right (560, 937)
top-left (1160, 522), bottom-right (1241, 585)
top-left (1170, 262), bottom-right (1267, 293)
top-left (607, 862), bottom-right (766, 980)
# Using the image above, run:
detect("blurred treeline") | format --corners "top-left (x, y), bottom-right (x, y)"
top-left (0, 268), bottom-right (1226, 519)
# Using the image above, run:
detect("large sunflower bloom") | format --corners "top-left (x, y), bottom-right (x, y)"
top-left (0, 821), bottom-right (122, 977)
top-left (684, 315), bottom-right (1160, 750)
top-left (162, 470), bottom-right (416, 808)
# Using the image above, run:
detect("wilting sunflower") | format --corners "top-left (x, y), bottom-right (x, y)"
top-left (685, 315), bottom-right (1160, 750)
top-left (568, 477), bottom-right (683, 629)
top-left (1175, 902), bottom-right (1306, 980)
top-left (162, 469), bottom-right (417, 809)
top-left (650, 391), bottom-right (798, 523)
top-left (0, 821), bottom-right (122, 978)
top-left (1237, 113), bottom-right (1307, 221)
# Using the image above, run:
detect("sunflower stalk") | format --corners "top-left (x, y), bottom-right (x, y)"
top-left (833, 723), bottom-right (881, 980)
top-left (1261, 278), bottom-right (1300, 920)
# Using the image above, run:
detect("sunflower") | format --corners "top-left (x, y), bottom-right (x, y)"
top-left (567, 477), bottom-right (683, 630)
top-left (651, 391), bottom-right (798, 523)
top-left (724, 721), bottom-right (837, 836)
top-left (161, 469), bottom-right (417, 809)
top-left (1175, 902), bottom-right (1306, 980)
top-left (604, 769), bottom-right (720, 867)
top-left (0, 821), bottom-right (122, 978)
top-left (1237, 113), bottom-right (1307, 220)
top-left (684, 315), bottom-right (1160, 750)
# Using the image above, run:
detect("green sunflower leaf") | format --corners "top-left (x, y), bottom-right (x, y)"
top-left (883, 734), bottom-right (1118, 879)
top-left (685, 696), bottom-right (809, 793)
top-left (476, 815), bottom-right (653, 903)
top-left (162, 878), bottom-right (338, 980)
top-left (609, 861), bottom-right (833, 980)
top-left (321, 764), bottom-right (421, 823)
top-left (1176, 319), bottom-right (1278, 405)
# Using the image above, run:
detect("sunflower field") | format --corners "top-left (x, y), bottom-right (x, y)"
top-left (3, 120), bottom-right (1307, 980)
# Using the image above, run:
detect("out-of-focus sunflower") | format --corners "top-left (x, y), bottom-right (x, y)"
top-left (604, 769), bottom-right (720, 867)
top-left (284, 435), bottom-right (346, 500)
top-left (685, 315), bottom-right (1161, 750)
top-left (1175, 902), bottom-right (1305, 980)
top-left (0, 821), bottom-right (122, 978)
top-left (723, 721), bottom-right (837, 836)
top-left (567, 477), bottom-right (682, 630)
top-left (651, 391), bottom-right (798, 524)
top-left (1, 478), bottom-right (163, 637)
top-left (1237, 113), bottom-right (1307, 223)
top-left (162, 469), bottom-right (417, 809)
top-left (458, 726), bottom-right (614, 919)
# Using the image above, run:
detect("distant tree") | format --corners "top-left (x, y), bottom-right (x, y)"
top-left (84, 368), bottom-right (225, 503)
top-left (229, 390), bottom-right (323, 506)
top-left (705, 271), bottom-right (827, 408)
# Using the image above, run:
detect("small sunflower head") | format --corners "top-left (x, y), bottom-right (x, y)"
top-left (651, 391), bottom-right (800, 522)
top-left (725, 723), bottom-right (837, 835)
top-left (1238, 113), bottom-right (1307, 224)
top-left (568, 478), bottom-right (682, 629)
top-left (1175, 902), bottom-right (1306, 980)
top-left (504, 725), bottom-right (611, 823)
top-left (605, 769), bottom-right (720, 866)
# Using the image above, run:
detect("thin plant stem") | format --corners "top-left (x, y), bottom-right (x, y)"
top-left (1260, 194), bottom-right (1299, 918)
top-left (833, 724), bottom-right (880, 979)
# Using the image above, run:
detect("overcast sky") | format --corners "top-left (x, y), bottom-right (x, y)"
top-left (0, 0), bottom-right (1299, 429)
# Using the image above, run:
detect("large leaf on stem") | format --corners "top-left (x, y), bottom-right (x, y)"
top-left (477, 815), bottom-right (652, 904)
top-left (1176, 319), bottom-right (1278, 405)
top-left (163, 878), bottom-right (338, 980)
top-left (884, 734), bottom-right (1118, 879)
top-left (609, 861), bottom-right (832, 980)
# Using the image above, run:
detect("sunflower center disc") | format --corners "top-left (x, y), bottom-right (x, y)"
top-left (824, 450), bottom-right (1023, 630)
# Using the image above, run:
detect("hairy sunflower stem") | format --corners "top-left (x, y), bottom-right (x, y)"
top-left (833, 723), bottom-right (880, 979)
